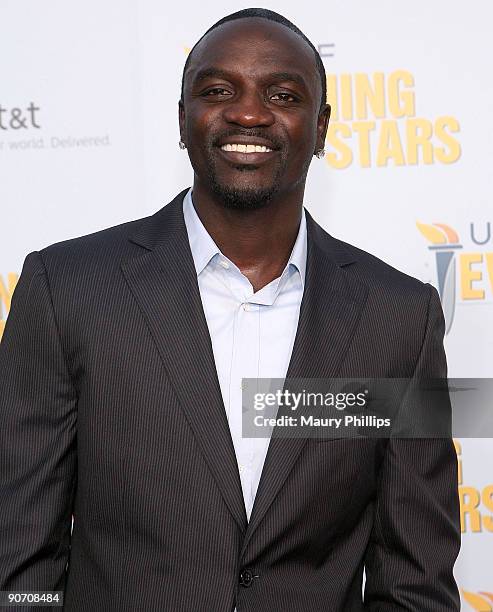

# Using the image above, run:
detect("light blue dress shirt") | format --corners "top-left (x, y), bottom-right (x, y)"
top-left (182, 187), bottom-right (307, 522)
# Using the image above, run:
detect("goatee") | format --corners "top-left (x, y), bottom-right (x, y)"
top-left (209, 167), bottom-right (280, 210)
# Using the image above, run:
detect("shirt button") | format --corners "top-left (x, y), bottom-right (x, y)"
top-left (238, 465), bottom-right (244, 474)
top-left (219, 259), bottom-right (230, 269)
top-left (243, 303), bottom-right (251, 311)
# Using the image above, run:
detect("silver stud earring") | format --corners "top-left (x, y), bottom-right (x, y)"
top-left (316, 149), bottom-right (325, 159)
top-left (179, 140), bottom-right (187, 150)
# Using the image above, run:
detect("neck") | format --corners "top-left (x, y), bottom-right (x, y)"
top-left (190, 179), bottom-right (305, 292)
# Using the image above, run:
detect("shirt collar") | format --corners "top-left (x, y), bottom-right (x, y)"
top-left (183, 187), bottom-right (307, 288)
top-left (183, 188), bottom-right (220, 276)
top-left (287, 205), bottom-right (307, 289)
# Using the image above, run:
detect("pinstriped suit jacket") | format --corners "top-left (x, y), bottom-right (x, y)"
top-left (0, 188), bottom-right (460, 611)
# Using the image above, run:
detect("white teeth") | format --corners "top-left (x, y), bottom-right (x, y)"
top-left (220, 143), bottom-right (272, 153)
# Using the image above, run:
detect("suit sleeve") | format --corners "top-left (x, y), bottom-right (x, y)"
top-left (0, 251), bottom-right (77, 596)
top-left (363, 284), bottom-right (461, 611)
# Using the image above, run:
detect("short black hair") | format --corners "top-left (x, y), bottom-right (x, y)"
top-left (180, 8), bottom-right (327, 109)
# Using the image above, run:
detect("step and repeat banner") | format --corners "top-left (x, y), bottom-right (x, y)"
top-left (1, 0), bottom-right (491, 607)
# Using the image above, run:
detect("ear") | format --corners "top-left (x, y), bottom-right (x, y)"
top-left (315, 103), bottom-right (331, 154)
top-left (178, 100), bottom-right (185, 143)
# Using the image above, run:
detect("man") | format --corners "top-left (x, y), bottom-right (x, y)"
top-left (0, 8), bottom-right (460, 611)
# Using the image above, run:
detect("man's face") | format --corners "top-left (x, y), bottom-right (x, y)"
top-left (179, 18), bottom-right (330, 209)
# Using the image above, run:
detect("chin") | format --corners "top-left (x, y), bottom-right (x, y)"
top-left (214, 187), bottom-right (275, 210)
top-left (210, 180), bottom-right (279, 210)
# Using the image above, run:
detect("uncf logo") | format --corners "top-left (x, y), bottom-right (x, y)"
top-left (417, 222), bottom-right (462, 334)
top-left (417, 221), bottom-right (493, 334)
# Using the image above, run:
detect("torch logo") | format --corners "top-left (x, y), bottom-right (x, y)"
top-left (416, 222), bottom-right (462, 334)
top-left (462, 590), bottom-right (493, 611)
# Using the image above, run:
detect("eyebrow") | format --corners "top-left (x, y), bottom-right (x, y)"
top-left (268, 71), bottom-right (308, 90)
top-left (192, 67), bottom-right (231, 84)
top-left (192, 67), bottom-right (308, 90)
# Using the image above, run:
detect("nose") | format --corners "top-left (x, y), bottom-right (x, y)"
top-left (222, 88), bottom-right (275, 128)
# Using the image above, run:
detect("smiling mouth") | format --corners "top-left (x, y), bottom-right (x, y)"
top-left (216, 143), bottom-right (277, 165)
top-left (220, 143), bottom-right (273, 153)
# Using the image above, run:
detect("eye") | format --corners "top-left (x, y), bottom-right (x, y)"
top-left (202, 88), bottom-right (231, 97)
top-left (271, 92), bottom-right (299, 103)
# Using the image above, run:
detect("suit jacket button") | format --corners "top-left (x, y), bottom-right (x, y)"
top-left (239, 568), bottom-right (254, 587)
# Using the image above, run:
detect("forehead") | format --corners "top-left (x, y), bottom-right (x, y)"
top-left (186, 18), bottom-right (319, 92)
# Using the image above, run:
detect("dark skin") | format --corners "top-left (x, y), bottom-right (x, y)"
top-left (179, 18), bottom-right (330, 292)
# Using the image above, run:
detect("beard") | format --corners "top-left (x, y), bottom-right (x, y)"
top-left (208, 166), bottom-right (282, 210)
top-left (203, 135), bottom-right (289, 210)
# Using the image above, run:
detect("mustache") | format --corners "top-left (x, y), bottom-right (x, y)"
top-left (211, 128), bottom-right (283, 151)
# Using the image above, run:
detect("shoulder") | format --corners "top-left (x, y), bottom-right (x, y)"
top-left (335, 235), bottom-right (442, 341)
top-left (311, 226), bottom-right (445, 374)
top-left (310, 214), bottom-right (430, 300)
top-left (25, 216), bottom-right (157, 305)
top-left (37, 188), bottom-right (189, 274)
top-left (338, 236), bottom-right (428, 295)
top-left (38, 216), bottom-right (149, 267)
top-left (308, 217), bottom-right (438, 338)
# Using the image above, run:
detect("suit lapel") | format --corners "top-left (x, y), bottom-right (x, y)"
top-left (121, 189), bottom-right (247, 532)
top-left (240, 212), bottom-right (369, 556)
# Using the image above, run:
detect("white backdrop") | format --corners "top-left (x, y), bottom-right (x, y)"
top-left (1, 1), bottom-right (492, 607)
